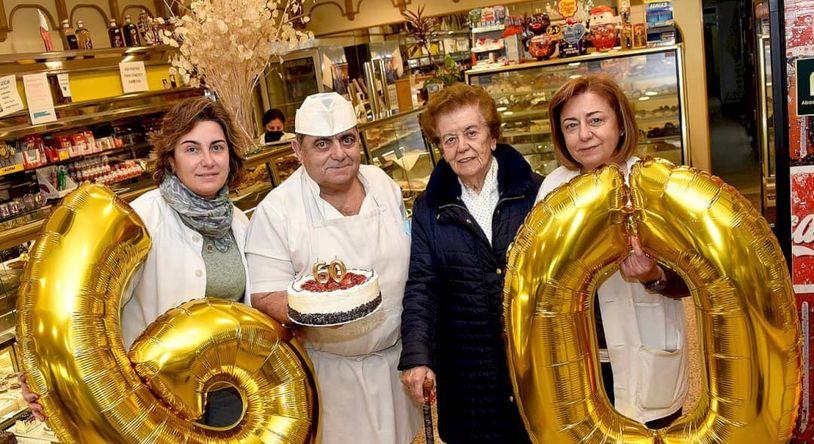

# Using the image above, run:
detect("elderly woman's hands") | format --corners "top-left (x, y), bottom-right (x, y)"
top-left (619, 236), bottom-right (663, 284)
top-left (401, 365), bottom-right (436, 405)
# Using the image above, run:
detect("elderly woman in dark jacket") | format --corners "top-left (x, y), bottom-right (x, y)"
top-left (399, 83), bottom-right (541, 443)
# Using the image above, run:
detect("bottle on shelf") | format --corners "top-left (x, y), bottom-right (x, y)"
top-left (620, 2), bottom-right (633, 50)
top-left (137, 12), bottom-right (155, 45)
top-left (108, 19), bottom-right (125, 48)
top-left (75, 20), bottom-right (93, 49)
top-left (60, 19), bottom-right (79, 50)
top-left (47, 75), bottom-right (68, 105)
top-left (169, 74), bottom-right (177, 88)
top-left (123, 15), bottom-right (141, 47)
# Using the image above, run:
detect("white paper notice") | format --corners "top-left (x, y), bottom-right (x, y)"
top-left (321, 53), bottom-right (334, 89)
top-left (0, 75), bottom-right (24, 118)
top-left (56, 73), bottom-right (72, 99)
top-left (391, 48), bottom-right (404, 78)
top-left (119, 61), bottom-right (149, 93)
top-left (22, 73), bottom-right (57, 125)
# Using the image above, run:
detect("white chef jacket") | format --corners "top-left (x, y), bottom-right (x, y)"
top-left (536, 156), bottom-right (689, 423)
top-left (245, 165), bottom-right (420, 444)
top-left (121, 189), bottom-right (250, 349)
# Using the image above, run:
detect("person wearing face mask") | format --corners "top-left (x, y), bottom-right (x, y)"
top-left (21, 97), bottom-right (252, 426)
top-left (536, 74), bottom-right (690, 428)
top-left (245, 92), bottom-right (420, 444)
top-left (399, 83), bottom-right (541, 443)
top-left (259, 108), bottom-right (295, 144)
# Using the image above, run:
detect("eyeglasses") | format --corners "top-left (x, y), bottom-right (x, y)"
top-left (439, 124), bottom-right (488, 150)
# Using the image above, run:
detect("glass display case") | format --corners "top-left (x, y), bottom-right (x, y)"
top-left (755, 16), bottom-right (776, 220)
top-left (359, 109), bottom-right (435, 210)
top-left (261, 49), bottom-right (332, 133)
top-left (466, 45), bottom-right (688, 176)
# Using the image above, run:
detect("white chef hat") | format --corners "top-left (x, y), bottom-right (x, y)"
top-left (295, 92), bottom-right (357, 137)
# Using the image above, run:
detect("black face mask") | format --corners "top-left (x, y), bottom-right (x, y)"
top-left (265, 130), bottom-right (284, 142)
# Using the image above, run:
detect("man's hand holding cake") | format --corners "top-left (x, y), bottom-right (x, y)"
top-left (287, 259), bottom-right (382, 326)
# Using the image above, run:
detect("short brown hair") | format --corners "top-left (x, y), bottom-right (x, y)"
top-left (151, 96), bottom-right (246, 187)
top-left (548, 74), bottom-right (638, 170)
top-left (419, 83), bottom-right (501, 145)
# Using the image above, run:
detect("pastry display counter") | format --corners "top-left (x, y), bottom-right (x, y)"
top-left (466, 45), bottom-right (688, 175)
top-left (359, 109), bottom-right (436, 211)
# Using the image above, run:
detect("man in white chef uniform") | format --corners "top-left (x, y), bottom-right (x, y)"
top-left (245, 92), bottom-right (420, 444)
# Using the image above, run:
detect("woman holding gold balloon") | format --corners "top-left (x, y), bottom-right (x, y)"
top-left (399, 83), bottom-right (541, 443)
top-left (22, 96), bottom-right (252, 427)
top-left (536, 74), bottom-right (690, 427)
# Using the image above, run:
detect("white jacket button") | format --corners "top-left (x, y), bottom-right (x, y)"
top-left (192, 235), bottom-right (201, 243)
top-left (195, 269), bottom-right (203, 278)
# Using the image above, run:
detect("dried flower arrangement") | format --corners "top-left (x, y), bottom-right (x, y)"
top-left (159, 0), bottom-right (314, 141)
top-left (401, 6), bottom-right (463, 88)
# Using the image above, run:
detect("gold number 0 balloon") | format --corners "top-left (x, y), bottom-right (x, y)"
top-left (504, 159), bottom-right (801, 443)
top-left (16, 184), bottom-right (319, 443)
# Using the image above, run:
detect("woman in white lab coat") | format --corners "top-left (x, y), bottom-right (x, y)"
top-left (23, 97), bottom-right (251, 427)
top-left (537, 74), bottom-right (690, 427)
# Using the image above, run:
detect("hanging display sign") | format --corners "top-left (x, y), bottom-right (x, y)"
top-left (118, 61), bottom-right (149, 94)
top-left (558, 0), bottom-right (577, 18)
top-left (798, 57), bottom-right (814, 116)
top-left (22, 73), bottom-right (57, 125)
top-left (0, 75), bottom-right (24, 118)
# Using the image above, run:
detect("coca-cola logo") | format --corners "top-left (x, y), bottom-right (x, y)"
top-left (793, 214), bottom-right (814, 256)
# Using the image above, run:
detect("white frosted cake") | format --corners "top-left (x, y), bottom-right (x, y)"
top-left (288, 268), bottom-right (381, 325)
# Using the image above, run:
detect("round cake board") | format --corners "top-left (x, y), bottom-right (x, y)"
top-left (288, 297), bottom-right (383, 328)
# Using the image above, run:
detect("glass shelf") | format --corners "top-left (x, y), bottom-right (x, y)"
top-left (466, 45), bottom-right (688, 173)
top-left (359, 109), bottom-right (434, 210)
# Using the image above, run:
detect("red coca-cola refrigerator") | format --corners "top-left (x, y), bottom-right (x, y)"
top-left (774, 0), bottom-right (814, 441)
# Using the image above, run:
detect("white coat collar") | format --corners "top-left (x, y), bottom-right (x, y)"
top-left (301, 165), bottom-right (374, 221)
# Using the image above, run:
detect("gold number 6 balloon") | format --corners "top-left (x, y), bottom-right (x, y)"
top-left (16, 184), bottom-right (319, 443)
top-left (504, 158), bottom-right (801, 443)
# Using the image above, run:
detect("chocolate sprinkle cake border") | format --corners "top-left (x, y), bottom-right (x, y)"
top-left (289, 292), bottom-right (383, 326)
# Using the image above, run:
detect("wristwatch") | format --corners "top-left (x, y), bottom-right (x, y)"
top-left (643, 268), bottom-right (667, 294)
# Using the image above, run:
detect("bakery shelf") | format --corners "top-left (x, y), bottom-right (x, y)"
top-left (0, 181), bottom-right (156, 251)
top-left (641, 135), bottom-right (682, 144)
top-left (465, 44), bottom-right (682, 75)
top-left (0, 406), bottom-right (28, 433)
top-left (500, 109), bottom-right (547, 122)
top-left (468, 45), bottom-right (688, 168)
top-left (472, 45), bottom-right (506, 54)
top-left (0, 88), bottom-right (200, 140)
top-left (2, 142), bottom-right (153, 178)
top-left (0, 45), bottom-right (174, 77)
top-left (502, 129), bottom-right (551, 139)
top-left (472, 24), bottom-right (506, 33)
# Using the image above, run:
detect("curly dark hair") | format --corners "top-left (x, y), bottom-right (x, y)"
top-left (262, 108), bottom-right (286, 126)
top-left (151, 96), bottom-right (247, 187)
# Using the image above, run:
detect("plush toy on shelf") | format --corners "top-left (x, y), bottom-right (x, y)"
top-left (524, 13), bottom-right (557, 60)
top-left (589, 5), bottom-right (619, 51)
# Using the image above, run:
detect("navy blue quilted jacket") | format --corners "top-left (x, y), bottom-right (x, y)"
top-left (399, 144), bottom-right (542, 444)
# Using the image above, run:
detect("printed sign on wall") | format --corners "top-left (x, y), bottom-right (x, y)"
top-left (119, 61), bottom-right (149, 94)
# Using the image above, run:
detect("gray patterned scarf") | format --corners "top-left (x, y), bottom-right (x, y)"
top-left (159, 174), bottom-right (234, 252)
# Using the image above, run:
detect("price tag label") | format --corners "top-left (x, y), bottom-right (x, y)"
top-left (0, 164), bottom-right (23, 176)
